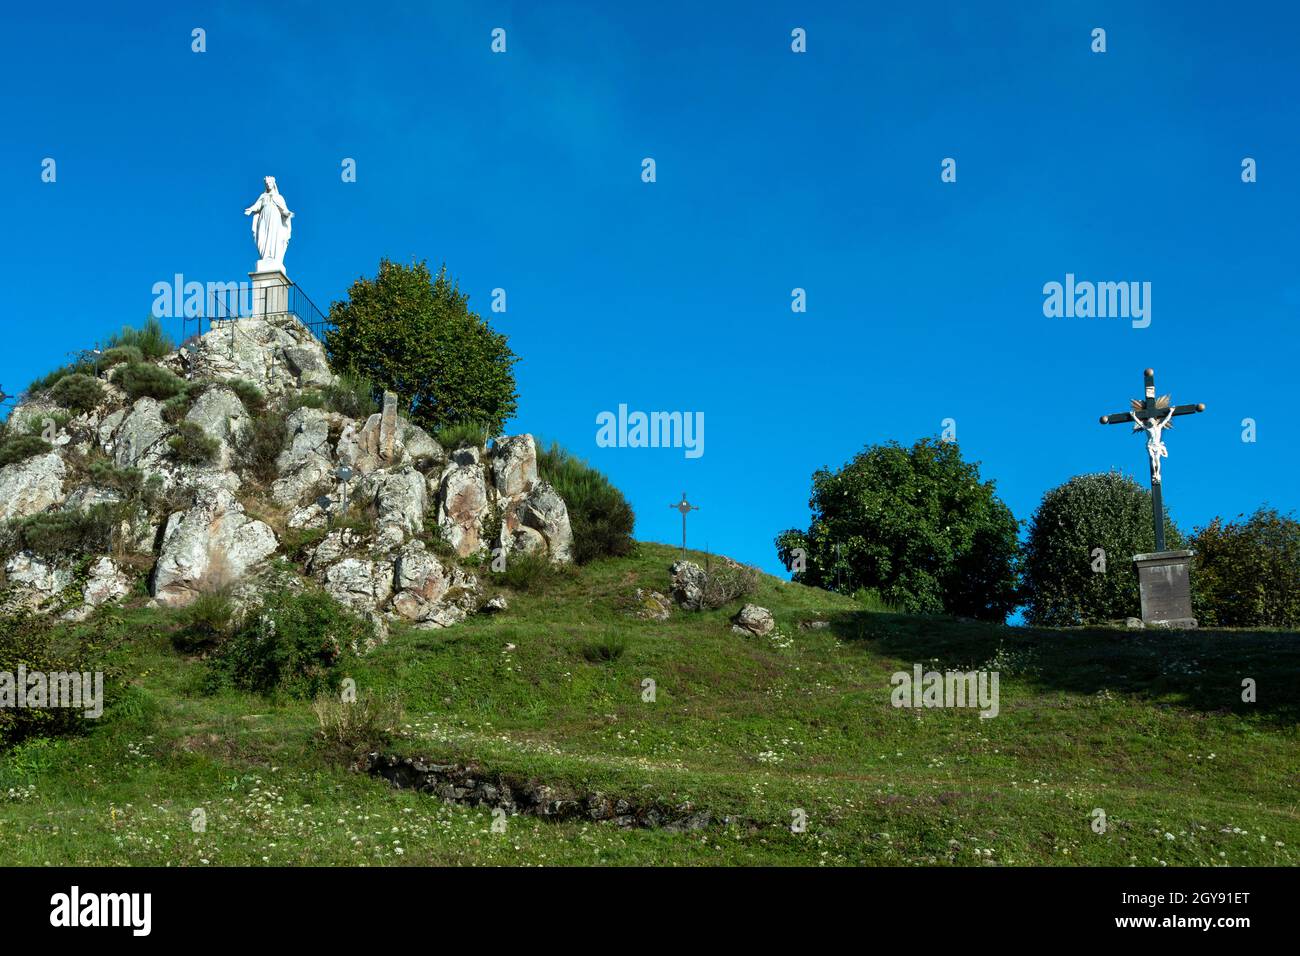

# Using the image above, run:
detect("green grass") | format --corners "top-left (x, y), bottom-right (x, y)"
top-left (1, 541), bottom-right (1297, 866)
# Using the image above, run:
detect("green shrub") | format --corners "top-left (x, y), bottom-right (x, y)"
top-left (321, 373), bottom-right (379, 420)
top-left (227, 378), bottom-right (266, 415)
top-left (86, 461), bottom-right (144, 499)
top-left (107, 316), bottom-right (174, 360)
top-left (206, 590), bottom-right (368, 698)
top-left (777, 437), bottom-right (1022, 621)
top-left (312, 692), bottom-right (404, 760)
top-left (325, 260), bottom-right (518, 434)
top-left (173, 591), bottom-right (236, 652)
top-left (48, 374), bottom-right (104, 414)
top-left (168, 421), bottom-right (220, 465)
top-left (494, 550), bottom-right (566, 591)
top-left (1192, 508), bottom-right (1300, 628)
top-left (13, 505), bottom-right (119, 557)
top-left (436, 420), bottom-right (490, 450)
top-left (23, 412), bottom-right (70, 437)
top-left (1021, 472), bottom-right (1183, 626)
top-left (111, 362), bottom-right (185, 401)
top-left (235, 409), bottom-right (288, 483)
top-left (100, 345), bottom-right (143, 368)
top-left (537, 442), bottom-right (636, 564)
top-left (0, 615), bottom-right (101, 750)
top-left (0, 435), bottom-right (53, 468)
top-left (27, 360), bottom-right (95, 394)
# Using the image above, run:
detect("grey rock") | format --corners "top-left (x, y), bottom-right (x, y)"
top-left (491, 434), bottom-right (538, 498)
top-left (112, 398), bottom-right (169, 469)
top-left (151, 489), bottom-right (279, 608)
top-left (500, 480), bottom-right (573, 563)
top-left (669, 560), bottom-right (707, 611)
top-left (82, 556), bottom-right (132, 608)
top-left (436, 461), bottom-right (489, 557)
top-left (0, 453), bottom-right (67, 523)
top-left (731, 603), bottom-right (775, 636)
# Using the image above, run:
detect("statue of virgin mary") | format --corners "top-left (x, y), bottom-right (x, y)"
top-left (244, 176), bottom-right (294, 272)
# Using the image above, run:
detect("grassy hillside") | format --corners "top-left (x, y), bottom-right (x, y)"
top-left (2, 541), bottom-right (1297, 866)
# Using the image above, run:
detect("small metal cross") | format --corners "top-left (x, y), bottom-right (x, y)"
top-left (669, 492), bottom-right (698, 552)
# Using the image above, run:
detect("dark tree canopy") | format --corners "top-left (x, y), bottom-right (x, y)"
top-left (775, 437), bottom-right (1021, 621)
top-left (1021, 472), bottom-right (1183, 626)
top-left (1192, 508), bottom-right (1300, 628)
top-left (325, 260), bottom-right (519, 434)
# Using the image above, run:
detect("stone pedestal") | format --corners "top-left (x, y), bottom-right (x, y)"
top-left (249, 267), bottom-right (290, 317)
top-left (1132, 550), bottom-right (1197, 628)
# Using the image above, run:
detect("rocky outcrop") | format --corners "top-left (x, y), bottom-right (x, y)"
top-left (1, 317), bottom-right (574, 631)
top-left (151, 489), bottom-right (278, 608)
top-left (0, 453), bottom-right (67, 523)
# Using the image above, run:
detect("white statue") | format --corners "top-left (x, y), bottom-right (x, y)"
top-left (244, 175), bottom-right (294, 271)
top-left (1134, 404), bottom-right (1175, 483)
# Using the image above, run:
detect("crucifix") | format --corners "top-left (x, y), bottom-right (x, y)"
top-left (669, 492), bottom-right (698, 552)
top-left (1098, 368), bottom-right (1205, 552)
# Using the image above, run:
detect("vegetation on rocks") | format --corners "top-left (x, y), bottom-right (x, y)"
top-left (326, 260), bottom-right (518, 435)
top-left (538, 442), bottom-right (635, 564)
top-left (168, 421), bottom-right (221, 465)
top-left (48, 373), bottom-right (104, 413)
top-left (111, 361), bottom-right (186, 401)
top-left (0, 434), bottom-right (53, 468)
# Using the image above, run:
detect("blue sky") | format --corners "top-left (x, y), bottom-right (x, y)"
top-left (3, 1), bottom-right (1296, 587)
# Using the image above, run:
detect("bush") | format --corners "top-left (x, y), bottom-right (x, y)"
top-left (0, 435), bottom-right (53, 468)
top-left (86, 460), bottom-right (144, 499)
top-left (1191, 508), bottom-right (1300, 628)
top-left (48, 374), bottom-right (104, 414)
top-left (100, 345), bottom-right (143, 368)
top-left (107, 316), bottom-right (174, 360)
top-left (0, 615), bottom-right (99, 750)
top-left (111, 362), bottom-right (185, 401)
top-left (227, 378), bottom-right (266, 415)
top-left (495, 550), bottom-right (570, 591)
top-left (436, 420), bottom-right (490, 450)
top-left (312, 692), bottom-right (404, 760)
top-left (537, 442), bottom-right (636, 564)
top-left (235, 409), bottom-right (288, 483)
top-left (1021, 472), bottom-right (1183, 626)
top-left (13, 505), bottom-right (119, 557)
top-left (206, 590), bottom-right (368, 698)
top-left (325, 260), bottom-right (518, 434)
top-left (776, 437), bottom-right (1021, 621)
top-left (168, 421), bottom-right (220, 465)
top-left (172, 591), bottom-right (236, 652)
top-left (321, 373), bottom-right (379, 420)
top-left (28, 361), bottom-right (93, 394)
top-left (24, 412), bottom-right (70, 437)
top-left (700, 559), bottom-right (759, 610)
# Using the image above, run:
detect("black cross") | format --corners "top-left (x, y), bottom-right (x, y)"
top-left (1098, 367), bottom-right (1205, 552)
top-left (669, 492), bottom-right (698, 552)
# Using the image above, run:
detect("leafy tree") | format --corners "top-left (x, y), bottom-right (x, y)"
top-left (325, 260), bottom-right (518, 434)
top-left (1022, 472), bottom-right (1183, 626)
top-left (1191, 508), bottom-right (1300, 628)
top-left (775, 437), bottom-right (1021, 621)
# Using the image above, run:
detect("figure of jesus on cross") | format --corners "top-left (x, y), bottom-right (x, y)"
top-left (1099, 368), bottom-right (1205, 552)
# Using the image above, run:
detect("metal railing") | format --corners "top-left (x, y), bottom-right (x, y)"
top-left (181, 280), bottom-right (335, 345)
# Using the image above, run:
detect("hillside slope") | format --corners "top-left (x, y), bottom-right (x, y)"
top-left (2, 541), bottom-right (1297, 866)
